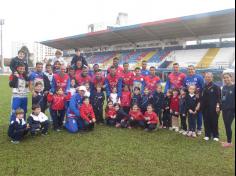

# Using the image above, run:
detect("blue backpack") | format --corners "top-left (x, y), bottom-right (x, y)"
top-left (65, 117), bottom-right (78, 133)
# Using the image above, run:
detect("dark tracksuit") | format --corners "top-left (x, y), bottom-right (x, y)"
top-left (10, 57), bottom-right (29, 74)
top-left (8, 119), bottom-right (28, 141)
top-left (179, 96), bottom-right (188, 131)
top-left (115, 109), bottom-right (129, 125)
top-left (152, 91), bottom-right (164, 125)
top-left (131, 94), bottom-right (142, 108)
top-left (140, 94), bottom-right (152, 114)
top-left (186, 94), bottom-right (200, 132)
top-left (162, 96), bottom-right (171, 128)
top-left (90, 91), bottom-right (105, 124)
top-left (32, 91), bottom-right (48, 113)
top-left (221, 84), bottom-right (235, 143)
top-left (27, 114), bottom-right (49, 135)
top-left (201, 82), bottom-right (221, 138)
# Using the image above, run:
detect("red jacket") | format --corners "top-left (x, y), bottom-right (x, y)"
top-left (144, 112), bottom-right (159, 124)
top-left (129, 110), bottom-right (144, 121)
top-left (108, 66), bottom-right (124, 77)
top-left (105, 107), bottom-right (116, 119)
top-left (75, 74), bottom-right (91, 86)
top-left (170, 96), bottom-right (180, 113)
top-left (47, 93), bottom-right (71, 110)
top-left (121, 91), bottom-right (131, 107)
top-left (53, 73), bottom-right (70, 93)
top-left (79, 103), bottom-right (96, 123)
top-left (145, 75), bottom-right (161, 92)
top-left (168, 72), bottom-right (186, 89)
top-left (121, 71), bottom-right (134, 86)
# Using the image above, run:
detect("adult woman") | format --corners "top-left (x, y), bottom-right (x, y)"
top-left (221, 73), bottom-right (235, 148)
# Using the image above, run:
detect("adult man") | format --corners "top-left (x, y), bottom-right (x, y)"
top-left (51, 65), bottom-right (70, 94)
top-left (184, 65), bottom-right (204, 135)
top-left (75, 66), bottom-right (92, 87)
top-left (107, 57), bottom-right (124, 77)
top-left (10, 49), bottom-right (29, 74)
top-left (201, 72), bottom-right (221, 141)
top-left (71, 49), bottom-right (88, 69)
top-left (91, 69), bottom-right (105, 92)
top-left (105, 66), bottom-right (122, 99)
top-left (164, 63), bottom-right (186, 93)
top-left (121, 62), bottom-right (134, 89)
top-left (145, 66), bottom-right (161, 93)
top-left (141, 60), bottom-right (150, 77)
top-left (29, 62), bottom-right (51, 93)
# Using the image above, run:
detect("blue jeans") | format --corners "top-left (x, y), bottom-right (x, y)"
top-left (10, 97), bottom-right (28, 122)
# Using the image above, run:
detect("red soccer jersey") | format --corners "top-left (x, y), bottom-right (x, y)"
top-left (120, 91), bottom-right (132, 107)
top-left (47, 93), bottom-right (71, 110)
top-left (75, 74), bottom-right (91, 86)
top-left (106, 74), bottom-right (119, 90)
top-left (144, 112), bottom-right (159, 124)
top-left (80, 103), bottom-right (96, 123)
top-left (121, 71), bottom-right (134, 86)
top-left (53, 73), bottom-right (70, 93)
top-left (105, 107), bottom-right (116, 119)
top-left (168, 72), bottom-right (186, 90)
top-left (129, 110), bottom-right (144, 121)
top-left (170, 96), bottom-right (180, 113)
top-left (145, 75), bottom-right (161, 93)
top-left (92, 76), bottom-right (105, 88)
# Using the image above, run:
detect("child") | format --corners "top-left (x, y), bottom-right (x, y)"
top-left (170, 88), bottom-right (180, 132)
top-left (44, 64), bottom-right (54, 85)
top-left (79, 97), bottom-right (96, 131)
top-left (84, 82), bottom-right (91, 97)
top-left (162, 90), bottom-right (172, 129)
top-left (9, 63), bottom-right (29, 122)
top-left (131, 87), bottom-right (142, 108)
top-left (109, 87), bottom-right (120, 104)
top-left (144, 104), bottom-right (159, 131)
top-left (140, 87), bottom-right (153, 114)
top-left (32, 82), bottom-right (48, 113)
top-left (105, 101), bottom-right (117, 126)
top-left (69, 78), bottom-right (77, 96)
top-left (152, 84), bottom-right (165, 127)
top-left (53, 60), bottom-right (61, 73)
top-left (8, 108), bottom-right (29, 144)
top-left (28, 104), bottom-right (49, 136)
top-left (127, 104), bottom-right (145, 129)
top-left (114, 103), bottom-right (129, 128)
top-left (186, 85), bottom-right (200, 138)
top-left (47, 88), bottom-right (71, 131)
top-left (120, 85), bottom-right (132, 114)
top-left (90, 85), bottom-right (105, 124)
top-left (10, 49), bottom-right (28, 74)
top-left (179, 88), bottom-right (188, 135)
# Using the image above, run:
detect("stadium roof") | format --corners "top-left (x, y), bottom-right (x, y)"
top-left (41, 8), bottom-right (235, 50)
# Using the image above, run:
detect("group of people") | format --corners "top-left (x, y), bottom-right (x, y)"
top-left (7, 48), bottom-right (235, 148)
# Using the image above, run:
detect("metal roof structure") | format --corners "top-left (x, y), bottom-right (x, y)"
top-left (41, 8), bottom-right (235, 50)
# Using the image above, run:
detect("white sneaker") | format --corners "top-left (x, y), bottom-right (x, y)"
top-left (182, 131), bottom-right (187, 136)
top-left (179, 130), bottom-right (184, 134)
top-left (175, 128), bottom-right (179, 132)
top-left (187, 131), bottom-right (192, 137)
top-left (11, 140), bottom-right (20, 144)
top-left (169, 127), bottom-right (173, 131)
top-left (213, 138), bottom-right (219, 142)
top-left (197, 130), bottom-right (202, 136)
top-left (192, 132), bottom-right (197, 138)
top-left (204, 137), bottom-right (210, 141)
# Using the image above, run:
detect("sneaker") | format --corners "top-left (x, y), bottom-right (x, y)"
top-left (115, 123), bottom-right (121, 128)
top-left (11, 140), bottom-right (20, 144)
top-left (192, 132), bottom-right (197, 138)
top-left (221, 142), bottom-right (233, 148)
top-left (187, 131), bottom-right (192, 137)
top-left (169, 127), bottom-right (173, 131)
top-left (42, 132), bottom-right (48, 136)
top-left (144, 128), bottom-right (149, 132)
top-left (163, 126), bottom-right (167, 129)
top-left (182, 131), bottom-right (187, 136)
top-left (213, 138), bottom-right (219, 142)
top-left (197, 130), bottom-right (202, 136)
top-left (175, 128), bottom-right (179, 132)
top-left (56, 129), bottom-right (61, 132)
top-left (127, 126), bottom-right (132, 129)
top-left (204, 137), bottom-right (210, 141)
top-left (179, 130), bottom-right (184, 134)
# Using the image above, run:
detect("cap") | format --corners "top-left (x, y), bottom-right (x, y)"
top-left (78, 86), bottom-right (87, 92)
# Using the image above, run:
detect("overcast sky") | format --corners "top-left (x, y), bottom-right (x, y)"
top-left (0, 0), bottom-right (235, 57)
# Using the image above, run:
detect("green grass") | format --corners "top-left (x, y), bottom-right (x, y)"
top-left (0, 75), bottom-right (235, 176)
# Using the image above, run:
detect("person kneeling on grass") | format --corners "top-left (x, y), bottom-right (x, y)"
top-left (79, 97), bottom-right (96, 131)
top-left (126, 104), bottom-right (145, 129)
top-left (27, 104), bottom-right (49, 136)
top-left (114, 103), bottom-right (130, 128)
top-left (144, 104), bottom-right (159, 132)
top-left (8, 108), bottom-right (29, 144)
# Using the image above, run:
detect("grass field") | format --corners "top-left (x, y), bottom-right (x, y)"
top-left (0, 75), bottom-right (235, 176)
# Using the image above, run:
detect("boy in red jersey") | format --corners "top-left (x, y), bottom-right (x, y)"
top-left (144, 104), bottom-right (159, 131)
